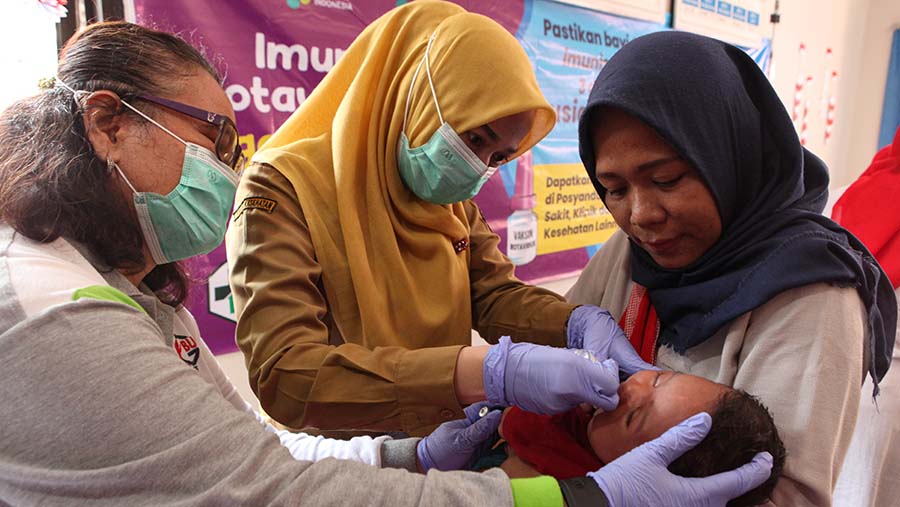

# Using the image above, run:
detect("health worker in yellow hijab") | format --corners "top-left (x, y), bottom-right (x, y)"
top-left (226, 1), bottom-right (651, 436)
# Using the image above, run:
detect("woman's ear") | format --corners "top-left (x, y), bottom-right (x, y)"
top-left (81, 90), bottom-right (125, 161)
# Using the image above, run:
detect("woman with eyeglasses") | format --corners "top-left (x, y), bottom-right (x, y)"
top-left (0, 20), bottom-right (770, 507)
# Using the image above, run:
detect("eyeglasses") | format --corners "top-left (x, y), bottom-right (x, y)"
top-left (137, 93), bottom-right (246, 172)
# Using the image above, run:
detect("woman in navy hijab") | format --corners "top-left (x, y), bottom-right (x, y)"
top-left (567, 30), bottom-right (896, 506)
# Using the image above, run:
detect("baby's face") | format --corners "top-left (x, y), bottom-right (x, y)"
top-left (587, 370), bottom-right (728, 464)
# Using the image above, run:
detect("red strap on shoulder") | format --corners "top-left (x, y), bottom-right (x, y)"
top-left (618, 284), bottom-right (659, 365)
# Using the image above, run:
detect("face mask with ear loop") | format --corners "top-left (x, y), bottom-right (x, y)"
top-left (57, 78), bottom-right (240, 265)
top-left (396, 31), bottom-right (499, 205)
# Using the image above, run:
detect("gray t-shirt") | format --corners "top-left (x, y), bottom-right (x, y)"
top-left (0, 224), bottom-right (513, 506)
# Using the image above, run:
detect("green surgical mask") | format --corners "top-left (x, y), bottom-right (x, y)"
top-left (114, 100), bottom-right (240, 264)
top-left (396, 32), bottom-right (497, 205)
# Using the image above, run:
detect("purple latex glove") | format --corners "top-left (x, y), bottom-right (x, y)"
top-left (484, 336), bottom-right (620, 415)
top-left (567, 305), bottom-right (657, 375)
top-left (590, 412), bottom-right (774, 507)
top-left (416, 402), bottom-right (502, 472)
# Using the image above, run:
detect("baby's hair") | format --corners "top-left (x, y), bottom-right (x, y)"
top-left (669, 389), bottom-right (786, 507)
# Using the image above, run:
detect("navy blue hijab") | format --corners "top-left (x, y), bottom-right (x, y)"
top-left (578, 31), bottom-right (896, 391)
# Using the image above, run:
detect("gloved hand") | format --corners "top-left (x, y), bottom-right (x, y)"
top-left (567, 305), bottom-right (657, 375)
top-left (590, 412), bottom-right (774, 507)
top-left (484, 336), bottom-right (620, 415)
top-left (416, 402), bottom-right (502, 472)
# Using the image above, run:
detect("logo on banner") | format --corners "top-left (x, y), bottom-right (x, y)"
top-left (173, 334), bottom-right (200, 369)
top-left (286, 0), bottom-right (353, 11)
top-left (208, 262), bottom-right (236, 323)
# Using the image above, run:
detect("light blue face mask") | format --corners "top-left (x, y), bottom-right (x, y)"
top-left (114, 99), bottom-right (240, 265)
top-left (396, 32), bottom-right (498, 205)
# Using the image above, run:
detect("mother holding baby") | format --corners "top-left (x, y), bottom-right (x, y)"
top-left (568, 31), bottom-right (897, 506)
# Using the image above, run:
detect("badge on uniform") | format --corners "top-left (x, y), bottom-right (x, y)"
top-left (173, 334), bottom-right (200, 369)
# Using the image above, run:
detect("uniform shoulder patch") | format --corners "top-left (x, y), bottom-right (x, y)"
top-left (233, 196), bottom-right (278, 220)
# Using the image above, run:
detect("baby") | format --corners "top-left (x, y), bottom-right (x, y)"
top-left (495, 370), bottom-right (786, 507)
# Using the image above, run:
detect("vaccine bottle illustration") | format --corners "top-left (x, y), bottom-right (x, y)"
top-left (506, 150), bottom-right (538, 265)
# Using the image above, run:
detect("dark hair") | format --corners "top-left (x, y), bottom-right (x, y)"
top-left (669, 389), bottom-right (787, 507)
top-left (0, 21), bottom-right (220, 306)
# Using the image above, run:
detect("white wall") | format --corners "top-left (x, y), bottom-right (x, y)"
top-left (843, 0), bottom-right (900, 185)
top-left (564, 0), bottom-right (899, 188)
top-left (0, 1), bottom-right (60, 112)
top-left (752, 0), bottom-right (900, 187)
top-left (763, 0), bottom-right (858, 185)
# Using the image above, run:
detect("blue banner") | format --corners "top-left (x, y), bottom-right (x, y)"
top-left (482, 1), bottom-right (662, 265)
